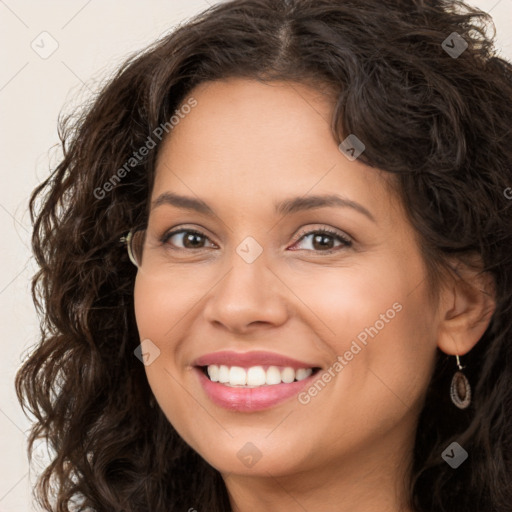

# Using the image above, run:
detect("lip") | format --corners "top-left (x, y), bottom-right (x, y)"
top-left (195, 367), bottom-right (320, 412)
top-left (192, 351), bottom-right (322, 412)
top-left (192, 350), bottom-right (320, 369)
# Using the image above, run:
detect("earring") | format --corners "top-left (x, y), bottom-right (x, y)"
top-left (450, 355), bottom-right (471, 409)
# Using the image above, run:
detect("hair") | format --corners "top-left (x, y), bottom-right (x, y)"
top-left (15, 0), bottom-right (512, 510)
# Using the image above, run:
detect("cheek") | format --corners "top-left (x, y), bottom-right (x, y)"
top-left (133, 275), bottom-right (184, 391)
top-left (133, 275), bottom-right (200, 439)
top-left (133, 271), bottom-right (201, 341)
top-left (290, 257), bottom-right (438, 403)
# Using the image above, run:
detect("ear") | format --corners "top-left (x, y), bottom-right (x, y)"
top-left (436, 259), bottom-right (496, 356)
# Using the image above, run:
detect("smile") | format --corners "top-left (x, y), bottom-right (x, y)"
top-left (191, 350), bottom-right (323, 412)
top-left (202, 364), bottom-right (317, 387)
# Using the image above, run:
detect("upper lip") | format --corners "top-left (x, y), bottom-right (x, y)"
top-left (192, 350), bottom-right (320, 369)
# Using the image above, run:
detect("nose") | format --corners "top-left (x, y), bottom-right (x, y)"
top-left (202, 250), bottom-right (289, 335)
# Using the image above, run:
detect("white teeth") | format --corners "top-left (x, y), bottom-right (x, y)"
top-left (247, 366), bottom-right (266, 386)
top-left (266, 366), bottom-right (282, 385)
top-left (218, 365), bottom-right (229, 383)
top-left (208, 364), bottom-right (220, 382)
top-left (206, 364), bottom-right (314, 387)
top-left (281, 367), bottom-right (295, 384)
top-left (229, 366), bottom-right (247, 385)
top-left (296, 368), bottom-right (313, 381)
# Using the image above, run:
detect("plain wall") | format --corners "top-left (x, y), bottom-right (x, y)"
top-left (0, 1), bottom-right (510, 510)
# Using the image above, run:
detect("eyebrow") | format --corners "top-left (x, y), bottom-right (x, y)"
top-left (151, 192), bottom-right (376, 222)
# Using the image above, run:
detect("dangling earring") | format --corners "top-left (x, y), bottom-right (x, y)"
top-left (450, 355), bottom-right (471, 409)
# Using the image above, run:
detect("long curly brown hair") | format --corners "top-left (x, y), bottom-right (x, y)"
top-left (15, 0), bottom-right (512, 510)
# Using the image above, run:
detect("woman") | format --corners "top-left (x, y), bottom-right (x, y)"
top-left (15, 0), bottom-right (512, 511)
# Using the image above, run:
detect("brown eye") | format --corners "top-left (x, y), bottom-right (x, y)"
top-left (161, 229), bottom-right (216, 250)
top-left (291, 228), bottom-right (352, 253)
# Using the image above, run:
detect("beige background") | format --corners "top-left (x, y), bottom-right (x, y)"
top-left (0, 0), bottom-right (510, 510)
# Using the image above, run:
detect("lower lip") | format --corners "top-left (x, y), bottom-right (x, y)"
top-left (195, 367), bottom-right (318, 412)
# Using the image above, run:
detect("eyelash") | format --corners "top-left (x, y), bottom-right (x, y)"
top-left (160, 226), bottom-right (353, 254)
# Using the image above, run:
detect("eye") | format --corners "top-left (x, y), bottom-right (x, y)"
top-left (159, 225), bottom-right (353, 254)
top-left (290, 227), bottom-right (352, 253)
top-left (160, 228), bottom-right (217, 250)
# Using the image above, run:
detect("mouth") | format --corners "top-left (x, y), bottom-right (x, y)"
top-left (194, 363), bottom-right (323, 412)
top-left (192, 350), bottom-right (324, 411)
top-left (198, 364), bottom-right (322, 387)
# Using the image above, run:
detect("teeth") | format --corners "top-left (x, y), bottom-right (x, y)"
top-left (296, 368), bottom-right (312, 381)
top-left (247, 366), bottom-right (266, 386)
top-left (218, 365), bottom-right (229, 383)
top-left (206, 365), bottom-right (313, 387)
top-left (229, 366), bottom-right (247, 385)
top-left (281, 367), bottom-right (295, 383)
top-left (208, 364), bottom-right (220, 382)
top-left (266, 366), bottom-right (282, 385)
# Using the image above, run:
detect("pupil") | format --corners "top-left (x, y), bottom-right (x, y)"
top-left (185, 233), bottom-right (204, 248)
top-left (313, 234), bottom-right (333, 250)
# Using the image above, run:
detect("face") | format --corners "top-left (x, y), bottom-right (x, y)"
top-left (133, 78), bottom-right (440, 478)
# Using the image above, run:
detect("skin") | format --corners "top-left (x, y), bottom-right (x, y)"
top-left (133, 78), bottom-right (495, 512)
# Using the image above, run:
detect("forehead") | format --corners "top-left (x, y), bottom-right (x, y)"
top-left (152, 78), bottom-right (399, 223)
